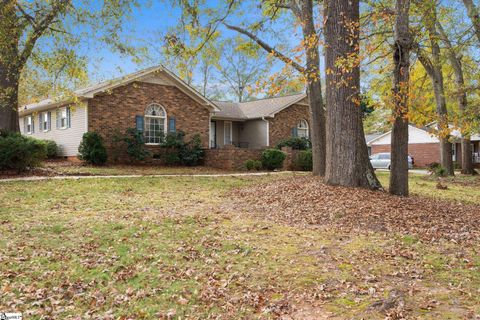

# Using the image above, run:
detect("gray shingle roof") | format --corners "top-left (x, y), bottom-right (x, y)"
top-left (213, 93), bottom-right (307, 120)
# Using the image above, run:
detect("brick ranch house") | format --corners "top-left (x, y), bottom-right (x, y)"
top-left (367, 125), bottom-right (480, 167)
top-left (18, 66), bottom-right (311, 168)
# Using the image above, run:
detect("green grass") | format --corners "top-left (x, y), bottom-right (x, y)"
top-left (376, 172), bottom-right (480, 204)
top-left (43, 162), bottom-right (239, 176)
top-left (0, 174), bottom-right (478, 319)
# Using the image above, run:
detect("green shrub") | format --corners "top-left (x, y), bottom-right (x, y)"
top-left (245, 159), bottom-right (262, 171)
top-left (160, 131), bottom-right (204, 166)
top-left (179, 134), bottom-right (204, 166)
top-left (0, 131), bottom-right (47, 171)
top-left (78, 132), bottom-right (107, 165)
top-left (295, 149), bottom-right (313, 171)
top-left (252, 160), bottom-right (262, 170)
top-left (261, 148), bottom-right (286, 170)
top-left (123, 128), bottom-right (150, 162)
top-left (42, 140), bottom-right (58, 158)
top-left (276, 137), bottom-right (311, 150)
top-left (427, 162), bottom-right (447, 177)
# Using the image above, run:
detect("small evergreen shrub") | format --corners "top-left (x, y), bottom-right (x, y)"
top-left (252, 160), bottom-right (262, 170)
top-left (123, 128), bottom-right (150, 162)
top-left (295, 149), bottom-right (313, 171)
top-left (261, 149), bottom-right (286, 170)
top-left (179, 134), bottom-right (204, 166)
top-left (42, 140), bottom-right (58, 158)
top-left (78, 132), bottom-right (107, 165)
top-left (0, 131), bottom-right (47, 171)
top-left (245, 159), bottom-right (262, 171)
top-left (160, 131), bottom-right (205, 166)
top-left (276, 137), bottom-right (311, 150)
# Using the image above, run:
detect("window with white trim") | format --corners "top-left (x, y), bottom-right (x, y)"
top-left (41, 112), bottom-right (51, 131)
top-left (297, 119), bottom-right (309, 138)
top-left (145, 104), bottom-right (166, 144)
top-left (25, 115), bottom-right (33, 134)
top-left (56, 107), bottom-right (70, 129)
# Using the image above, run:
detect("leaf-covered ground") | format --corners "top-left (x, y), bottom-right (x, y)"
top-left (0, 174), bottom-right (479, 319)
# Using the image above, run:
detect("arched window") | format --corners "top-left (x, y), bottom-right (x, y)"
top-left (297, 119), bottom-right (309, 138)
top-left (145, 104), bottom-right (166, 144)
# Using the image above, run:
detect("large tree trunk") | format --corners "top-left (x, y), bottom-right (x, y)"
top-left (0, 63), bottom-right (21, 132)
top-left (417, 6), bottom-right (454, 176)
top-left (390, 0), bottom-right (411, 196)
top-left (300, 0), bottom-right (326, 176)
top-left (324, 0), bottom-right (382, 189)
top-left (436, 22), bottom-right (475, 174)
top-left (0, 1), bottom-right (21, 132)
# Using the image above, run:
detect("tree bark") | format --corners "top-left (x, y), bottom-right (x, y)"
top-left (298, 0), bottom-right (326, 176)
top-left (0, 64), bottom-right (20, 132)
top-left (462, 0), bottom-right (480, 43)
top-left (224, 1), bottom-right (327, 176)
top-left (390, 0), bottom-right (411, 196)
top-left (436, 22), bottom-right (474, 174)
top-left (416, 5), bottom-right (454, 176)
top-left (0, 1), bottom-right (21, 132)
top-left (324, 0), bottom-right (382, 189)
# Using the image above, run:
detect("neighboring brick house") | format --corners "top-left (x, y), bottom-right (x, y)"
top-left (18, 66), bottom-right (311, 159)
top-left (367, 125), bottom-right (480, 167)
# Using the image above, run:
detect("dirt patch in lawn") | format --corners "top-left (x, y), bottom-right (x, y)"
top-left (229, 176), bottom-right (480, 244)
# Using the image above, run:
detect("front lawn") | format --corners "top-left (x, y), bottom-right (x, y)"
top-left (0, 174), bottom-right (478, 319)
top-left (376, 171), bottom-right (480, 204)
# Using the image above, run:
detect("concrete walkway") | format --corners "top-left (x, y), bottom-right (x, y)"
top-left (0, 171), bottom-right (297, 183)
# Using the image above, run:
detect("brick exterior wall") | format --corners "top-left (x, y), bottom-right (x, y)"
top-left (87, 81), bottom-right (211, 159)
top-left (269, 103), bottom-right (311, 147)
top-left (371, 143), bottom-right (440, 167)
top-left (204, 145), bottom-right (264, 170)
top-left (204, 145), bottom-right (299, 170)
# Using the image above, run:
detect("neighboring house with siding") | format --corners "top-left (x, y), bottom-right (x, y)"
top-left (367, 124), bottom-right (480, 167)
top-left (19, 65), bottom-right (311, 159)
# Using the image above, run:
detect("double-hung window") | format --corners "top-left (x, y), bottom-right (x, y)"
top-left (144, 104), bottom-right (166, 144)
top-left (56, 107), bottom-right (70, 129)
top-left (40, 112), bottom-right (51, 132)
top-left (24, 115), bottom-right (33, 134)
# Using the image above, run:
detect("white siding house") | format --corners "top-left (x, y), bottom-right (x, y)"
top-left (19, 103), bottom-right (88, 157)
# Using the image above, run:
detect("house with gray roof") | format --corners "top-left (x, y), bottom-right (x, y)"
top-left (19, 66), bottom-right (311, 158)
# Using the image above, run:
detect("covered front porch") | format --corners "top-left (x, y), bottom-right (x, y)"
top-left (209, 118), bottom-right (269, 149)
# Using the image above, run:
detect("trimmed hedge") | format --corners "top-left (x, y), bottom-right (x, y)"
top-left (261, 149), bottom-right (286, 170)
top-left (295, 149), bottom-right (312, 171)
top-left (78, 132), bottom-right (108, 165)
top-left (245, 159), bottom-right (262, 171)
top-left (42, 140), bottom-right (58, 158)
top-left (0, 131), bottom-right (47, 171)
top-left (276, 137), bottom-right (311, 150)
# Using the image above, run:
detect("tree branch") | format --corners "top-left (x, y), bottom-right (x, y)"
top-left (223, 23), bottom-right (306, 73)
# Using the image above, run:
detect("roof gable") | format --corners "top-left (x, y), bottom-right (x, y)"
top-left (213, 93), bottom-right (307, 120)
top-left (368, 125), bottom-right (440, 146)
top-left (21, 65), bottom-right (220, 115)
